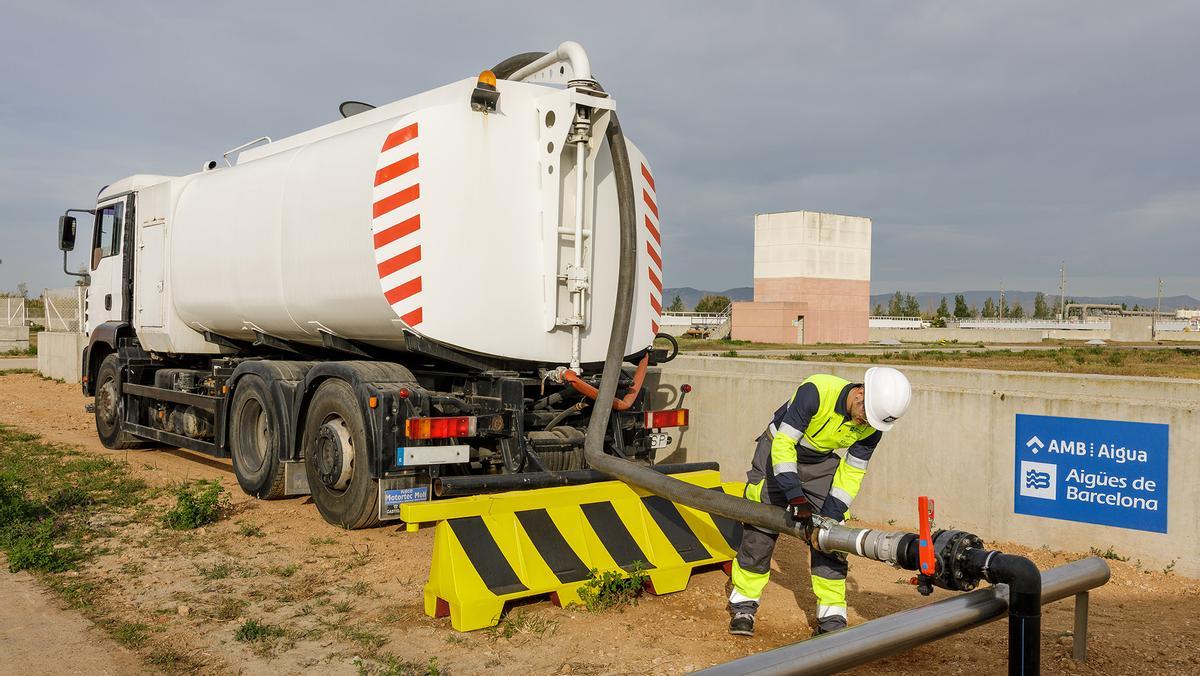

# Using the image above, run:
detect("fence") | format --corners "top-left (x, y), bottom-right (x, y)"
top-left (38, 287), bottom-right (85, 332)
top-left (2, 297), bottom-right (25, 326)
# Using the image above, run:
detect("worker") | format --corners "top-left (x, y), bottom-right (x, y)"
top-left (727, 367), bottom-right (912, 637)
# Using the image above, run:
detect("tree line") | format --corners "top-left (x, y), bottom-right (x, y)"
top-left (873, 292), bottom-right (1074, 320)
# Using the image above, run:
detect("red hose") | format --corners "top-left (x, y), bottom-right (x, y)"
top-left (562, 353), bottom-right (649, 411)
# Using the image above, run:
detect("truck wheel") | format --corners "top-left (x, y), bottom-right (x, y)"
top-left (94, 354), bottom-right (143, 449)
top-left (230, 375), bottom-right (287, 499)
top-left (302, 379), bottom-right (379, 529)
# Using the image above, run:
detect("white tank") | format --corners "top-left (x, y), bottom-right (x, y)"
top-left (131, 76), bottom-right (664, 365)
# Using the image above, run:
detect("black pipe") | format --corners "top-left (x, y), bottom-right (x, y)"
top-left (433, 462), bottom-right (720, 496)
top-left (969, 551), bottom-right (1042, 675)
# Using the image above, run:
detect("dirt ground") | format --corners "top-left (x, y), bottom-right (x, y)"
top-left (2, 371), bottom-right (1199, 675)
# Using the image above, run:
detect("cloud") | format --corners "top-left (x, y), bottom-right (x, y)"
top-left (1, 1), bottom-right (1197, 299)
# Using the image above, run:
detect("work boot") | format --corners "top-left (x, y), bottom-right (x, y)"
top-left (728, 612), bottom-right (756, 637)
top-left (813, 616), bottom-right (847, 636)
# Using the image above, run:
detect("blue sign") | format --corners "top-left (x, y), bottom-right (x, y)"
top-left (1014, 414), bottom-right (1168, 533)
top-left (383, 486), bottom-right (429, 507)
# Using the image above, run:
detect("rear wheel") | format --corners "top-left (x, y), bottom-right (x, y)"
top-left (94, 354), bottom-right (143, 449)
top-left (230, 375), bottom-right (286, 499)
top-left (303, 379), bottom-right (378, 529)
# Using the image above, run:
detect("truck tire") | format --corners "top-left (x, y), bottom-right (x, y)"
top-left (230, 375), bottom-right (287, 499)
top-left (302, 378), bottom-right (379, 529)
top-left (94, 354), bottom-right (143, 449)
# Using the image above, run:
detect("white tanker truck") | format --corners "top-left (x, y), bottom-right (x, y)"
top-left (56, 43), bottom-right (689, 528)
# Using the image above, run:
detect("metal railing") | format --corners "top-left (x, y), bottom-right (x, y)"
top-left (39, 287), bottom-right (85, 332)
top-left (1, 297), bottom-right (25, 326)
top-left (698, 557), bottom-right (1110, 675)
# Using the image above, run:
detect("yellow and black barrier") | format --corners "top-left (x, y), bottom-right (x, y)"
top-left (399, 470), bottom-right (745, 631)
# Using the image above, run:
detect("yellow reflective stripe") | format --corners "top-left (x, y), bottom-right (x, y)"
top-left (744, 479), bottom-right (764, 503)
top-left (811, 575), bottom-right (847, 608)
top-left (831, 457), bottom-right (867, 504)
top-left (770, 431), bottom-right (798, 469)
top-left (732, 560), bottom-right (770, 600)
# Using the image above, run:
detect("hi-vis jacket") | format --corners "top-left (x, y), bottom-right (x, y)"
top-left (753, 374), bottom-right (882, 519)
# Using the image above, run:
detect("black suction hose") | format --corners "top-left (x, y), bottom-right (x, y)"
top-left (491, 51), bottom-right (808, 540)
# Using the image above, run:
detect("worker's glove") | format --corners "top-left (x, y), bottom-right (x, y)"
top-left (787, 496), bottom-right (814, 543)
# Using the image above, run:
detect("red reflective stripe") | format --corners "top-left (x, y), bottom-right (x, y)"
top-left (651, 321), bottom-right (659, 333)
top-left (646, 241), bottom-right (662, 269)
top-left (382, 123), bottom-right (418, 152)
top-left (648, 268), bottom-right (662, 294)
top-left (374, 153), bottom-right (419, 187)
top-left (400, 307), bottom-right (423, 326)
top-left (643, 190), bottom-right (659, 219)
top-left (373, 184), bottom-right (420, 218)
top-left (641, 164), bottom-right (656, 192)
top-left (384, 276), bottom-right (422, 304)
top-left (644, 215), bottom-right (660, 245)
top-left (650, 294), bottom-right (661, 314)
top-left (373, 214), bottom-right (420, 249)
top-left (377, 245), bottom-right (421, 278)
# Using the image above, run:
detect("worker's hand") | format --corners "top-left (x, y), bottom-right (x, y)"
top-left (787, 496), bottom-right (814, 543)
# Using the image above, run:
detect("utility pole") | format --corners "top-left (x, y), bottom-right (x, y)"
top-left (1153, 278), bottom-right (1163, 340)
top-left (1059, 263), bottom-right (1066, 321)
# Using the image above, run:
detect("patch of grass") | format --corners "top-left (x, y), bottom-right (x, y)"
top-left (145, 646), bottom-right (205, 672)
top-left (719, 350), bottom-right (739, 358)
top-left (785, 353), bottom-right (806, 361)
top-left (211, 595), bottom-right (247, 621)
top-left (486, 610), bottom-right (558, 640)
top-left (161, 480), bottom-right (230, 530)
top-left (355, 654), bottom-right (441, 676)
top-left (1163, 559), bottom-right (1177, 575)
top-left (0, 424), bottom-right (147, 573)
top-left (332, 600), bottom-right (354, 613)
top-left (344, 544), bottom-right (372, 571)
top-left (309, 535), bottom-right (337, 545)
top-left (111, 622), bottom-right (151, 649)
top-left (347, 580), bottom-right (371, 595)
top-left (576, 564), bottom-right (648, 612)
top-left (0, 368), bottom-right (37, 376)
top-left (234, 619), bottom-right (285, 643)
top-left (1089, 545), bottom-right (1130, 562)
top-left (236, 522), bottom-right (265, 537)
top-left (197, 562), bottom-right (234, 580)
top-left (268, 563), bottom-right (300, 578)
top-left (342, 623), bottom-right (388, 655)
top-left (445, 634), bottom-right (468, 645)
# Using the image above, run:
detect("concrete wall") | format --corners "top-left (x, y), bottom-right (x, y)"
top-left (649, 355), bottom-right (1200, 577)
top-left (869, 327), bottom-right (1109, 343)
top-left (754, 211), bottom-right (871, 281)
top-left (731, 301), bottom-right (807, 344)
top-left (1111, 317), bottom-right (1153, 342)
top-left (36, 332), bottom-right (86, 383)
top-left (0, 326), bottom-right (30, 352)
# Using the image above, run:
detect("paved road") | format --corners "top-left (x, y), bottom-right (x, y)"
top-left (0, 560), bottom-right (147, 675)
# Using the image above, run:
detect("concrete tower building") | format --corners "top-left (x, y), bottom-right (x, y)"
top-left (732, 210), bottom-right (871, 344)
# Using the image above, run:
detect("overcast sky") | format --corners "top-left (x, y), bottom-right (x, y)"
top-left (2, 2), bottom-right (1197, 298)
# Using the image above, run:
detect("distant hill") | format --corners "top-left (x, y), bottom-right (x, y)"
top-left (661, 287), bottom-right (752, 311)
top-left (868, 290), bottom-right (1200, 313)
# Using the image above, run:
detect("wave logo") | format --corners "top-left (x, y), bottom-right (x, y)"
top-left (1019, 461), bottom-right (1057, 500)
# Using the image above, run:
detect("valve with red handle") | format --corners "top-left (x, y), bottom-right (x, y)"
top-left (913, 495), bottom-right (937, 595)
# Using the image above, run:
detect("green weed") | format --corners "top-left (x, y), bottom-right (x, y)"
top-left (576, 564), bottom-right (648, 611)
top-left (354, 654), bottom-right (441, 676)
top-left (236, 522), bottom-right (265, 537)
top-left (268, 563), bottom-right (300, 578)
top-left (1089, 545), bottom-right (1129, 562)
top-left (161, 480), bottom-right (230, 530)
top-left (234, 619), bottom-right (285, 643)
top-left (486, 610), bottom-right (557, 640)
top-left (111, 622), bottom-right (151, 649)
top-left (197, 562), bottom-right (234, 580)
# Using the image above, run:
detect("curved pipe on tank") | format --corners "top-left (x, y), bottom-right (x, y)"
top-left (507, 41), bottom-right (593, 82)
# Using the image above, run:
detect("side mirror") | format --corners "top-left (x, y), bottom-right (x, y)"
top-left (58, 215), bottom-right (77, 252)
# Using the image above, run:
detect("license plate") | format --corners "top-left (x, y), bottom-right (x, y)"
top-left (648, 433), bottom-right (671, 449)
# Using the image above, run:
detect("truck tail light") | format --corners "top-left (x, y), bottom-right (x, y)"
top-left (645, 409), bottom-right (689, 429)
top-left (405, 416), bottom-right (477, 439)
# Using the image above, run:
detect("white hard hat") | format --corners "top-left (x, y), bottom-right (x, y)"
top-left (863, 367), bottom-right (911, 432)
